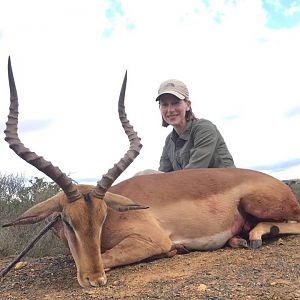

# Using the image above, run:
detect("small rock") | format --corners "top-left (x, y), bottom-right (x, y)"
top-left (14, 261), bottom-right (28, 270)
top-left (197, 283), bottom-right (208, 291)
top-left (270, 279), bottom-right (291, 286)
top-left (84, 290), bottom-right (99, 298)
top-left (278, 238), bottom-right (284, 245)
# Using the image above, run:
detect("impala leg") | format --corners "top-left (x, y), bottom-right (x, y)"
top-left (142, 249), bottom-right (177, 261)
top-left (249, 221), bottom-right (300, 249)
top-left (147, 243), bottom-right (191, 260)
top-left (102, 234), bottom-right (172, 269)
top-left (227, 236), bottom-right (248, 248)
top-left (172, 243), bottom-right (190, 254)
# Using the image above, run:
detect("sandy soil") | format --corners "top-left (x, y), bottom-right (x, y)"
top-left (1, 235), bottom-right (300, 300)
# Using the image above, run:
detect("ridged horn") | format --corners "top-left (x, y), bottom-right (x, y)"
top-left (92, 71), bottom-right (142, 199)
top-left (4, 57), bottom-right (81, 202)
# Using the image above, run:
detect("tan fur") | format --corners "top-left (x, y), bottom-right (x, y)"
top-left (9, 168), bottom-right (300, 287)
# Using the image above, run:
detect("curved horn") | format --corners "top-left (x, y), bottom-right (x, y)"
top-left (4, 57), bottom-right (81, 202)
top-left (92, 71), bottom-right (142, 199)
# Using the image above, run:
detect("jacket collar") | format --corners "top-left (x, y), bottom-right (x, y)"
top-left (171, 119), bottom-right (194, 142)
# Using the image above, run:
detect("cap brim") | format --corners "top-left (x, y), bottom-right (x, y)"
top-left (155, 90), bottom-right (185, 101)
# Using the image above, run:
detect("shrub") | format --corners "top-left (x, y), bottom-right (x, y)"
top-left (290, 180), bottom-right (300, 202)
top-left (0, 174), bottom-right (68, 257)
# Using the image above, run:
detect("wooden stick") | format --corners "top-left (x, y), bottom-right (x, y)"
top-left (0, 215), bottom-right (60, 278)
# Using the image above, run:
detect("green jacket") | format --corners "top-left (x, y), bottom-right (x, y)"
top-left (159, 118), bottom-right (235, 172)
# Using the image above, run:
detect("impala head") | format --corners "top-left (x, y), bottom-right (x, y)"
top-left (3, 57), bottom-right (145, 287)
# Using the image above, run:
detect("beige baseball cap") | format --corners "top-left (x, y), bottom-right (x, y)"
top-left (156, 79), bottom-right (189, 101)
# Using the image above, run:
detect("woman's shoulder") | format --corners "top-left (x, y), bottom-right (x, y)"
top-left (192, 118), bottom-right (216, 128)
top-left (190, 118), bottom-right (218, 139)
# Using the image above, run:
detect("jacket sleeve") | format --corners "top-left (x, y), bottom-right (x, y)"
top-left (184, 124), bottom-right (218, 169)
top-left (159, 139), bottom-right (174, 172)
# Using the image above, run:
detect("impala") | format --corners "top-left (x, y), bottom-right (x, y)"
top-left (3, 58), bottom-right (300, 288)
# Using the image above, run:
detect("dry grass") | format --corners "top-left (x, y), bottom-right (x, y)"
top-left (0, 174), bottom-right (68, 257)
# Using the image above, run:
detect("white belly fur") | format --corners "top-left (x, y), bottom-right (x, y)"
top-left (172, 229), bottom-right (233, 251)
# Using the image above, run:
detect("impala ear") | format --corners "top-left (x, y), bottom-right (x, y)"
top-left (2, 194), bottom-right (64, 227)
top-left (103, 192), bottom-right (149, 212)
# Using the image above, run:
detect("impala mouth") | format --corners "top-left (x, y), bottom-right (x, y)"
top-left (78, 273), bottom-right (107, 288)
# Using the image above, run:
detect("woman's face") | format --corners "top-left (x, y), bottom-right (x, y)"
top-left (159, 94), bottom-right (191, 133)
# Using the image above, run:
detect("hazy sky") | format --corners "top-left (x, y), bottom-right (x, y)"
top-left (0, 0), bottom-right (300, 184)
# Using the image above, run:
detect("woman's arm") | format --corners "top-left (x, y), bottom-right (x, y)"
top-left (159, 142), bottom-right (174, 172)
top-left (184, 124), bottom-right (218, 169)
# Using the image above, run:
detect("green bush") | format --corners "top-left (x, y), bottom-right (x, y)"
top-left (290, 180), bottom-right (300, 202)
top-left (0, 174), bottom-right (68, 257)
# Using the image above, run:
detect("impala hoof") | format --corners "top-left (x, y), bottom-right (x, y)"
top-left (249, 239), bottom-right (262, 249)
top-left (227, 236), bottom-right (248, 248)
top-left (238, 239), bottom-right (248, 248)
top-left (270, 225), bottom-right (279, 235)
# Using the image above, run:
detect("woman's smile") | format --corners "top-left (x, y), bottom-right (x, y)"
top-left (159, 94), bottom-right (191, 133)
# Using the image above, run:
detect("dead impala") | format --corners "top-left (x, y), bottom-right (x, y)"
top-left (3, 58), bottom-right (300, 288)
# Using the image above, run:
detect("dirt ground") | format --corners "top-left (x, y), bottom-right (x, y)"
top-left (0, 235), bottom-right (299, 300)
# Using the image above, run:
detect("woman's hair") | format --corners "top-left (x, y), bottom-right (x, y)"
top-left (161, 104), bottom-right (196, 127)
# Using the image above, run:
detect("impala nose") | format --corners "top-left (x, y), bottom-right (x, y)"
top-left (78, 273), bottom-right (107, 288)
top-left (90, 274), bottom-right (107, 287)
